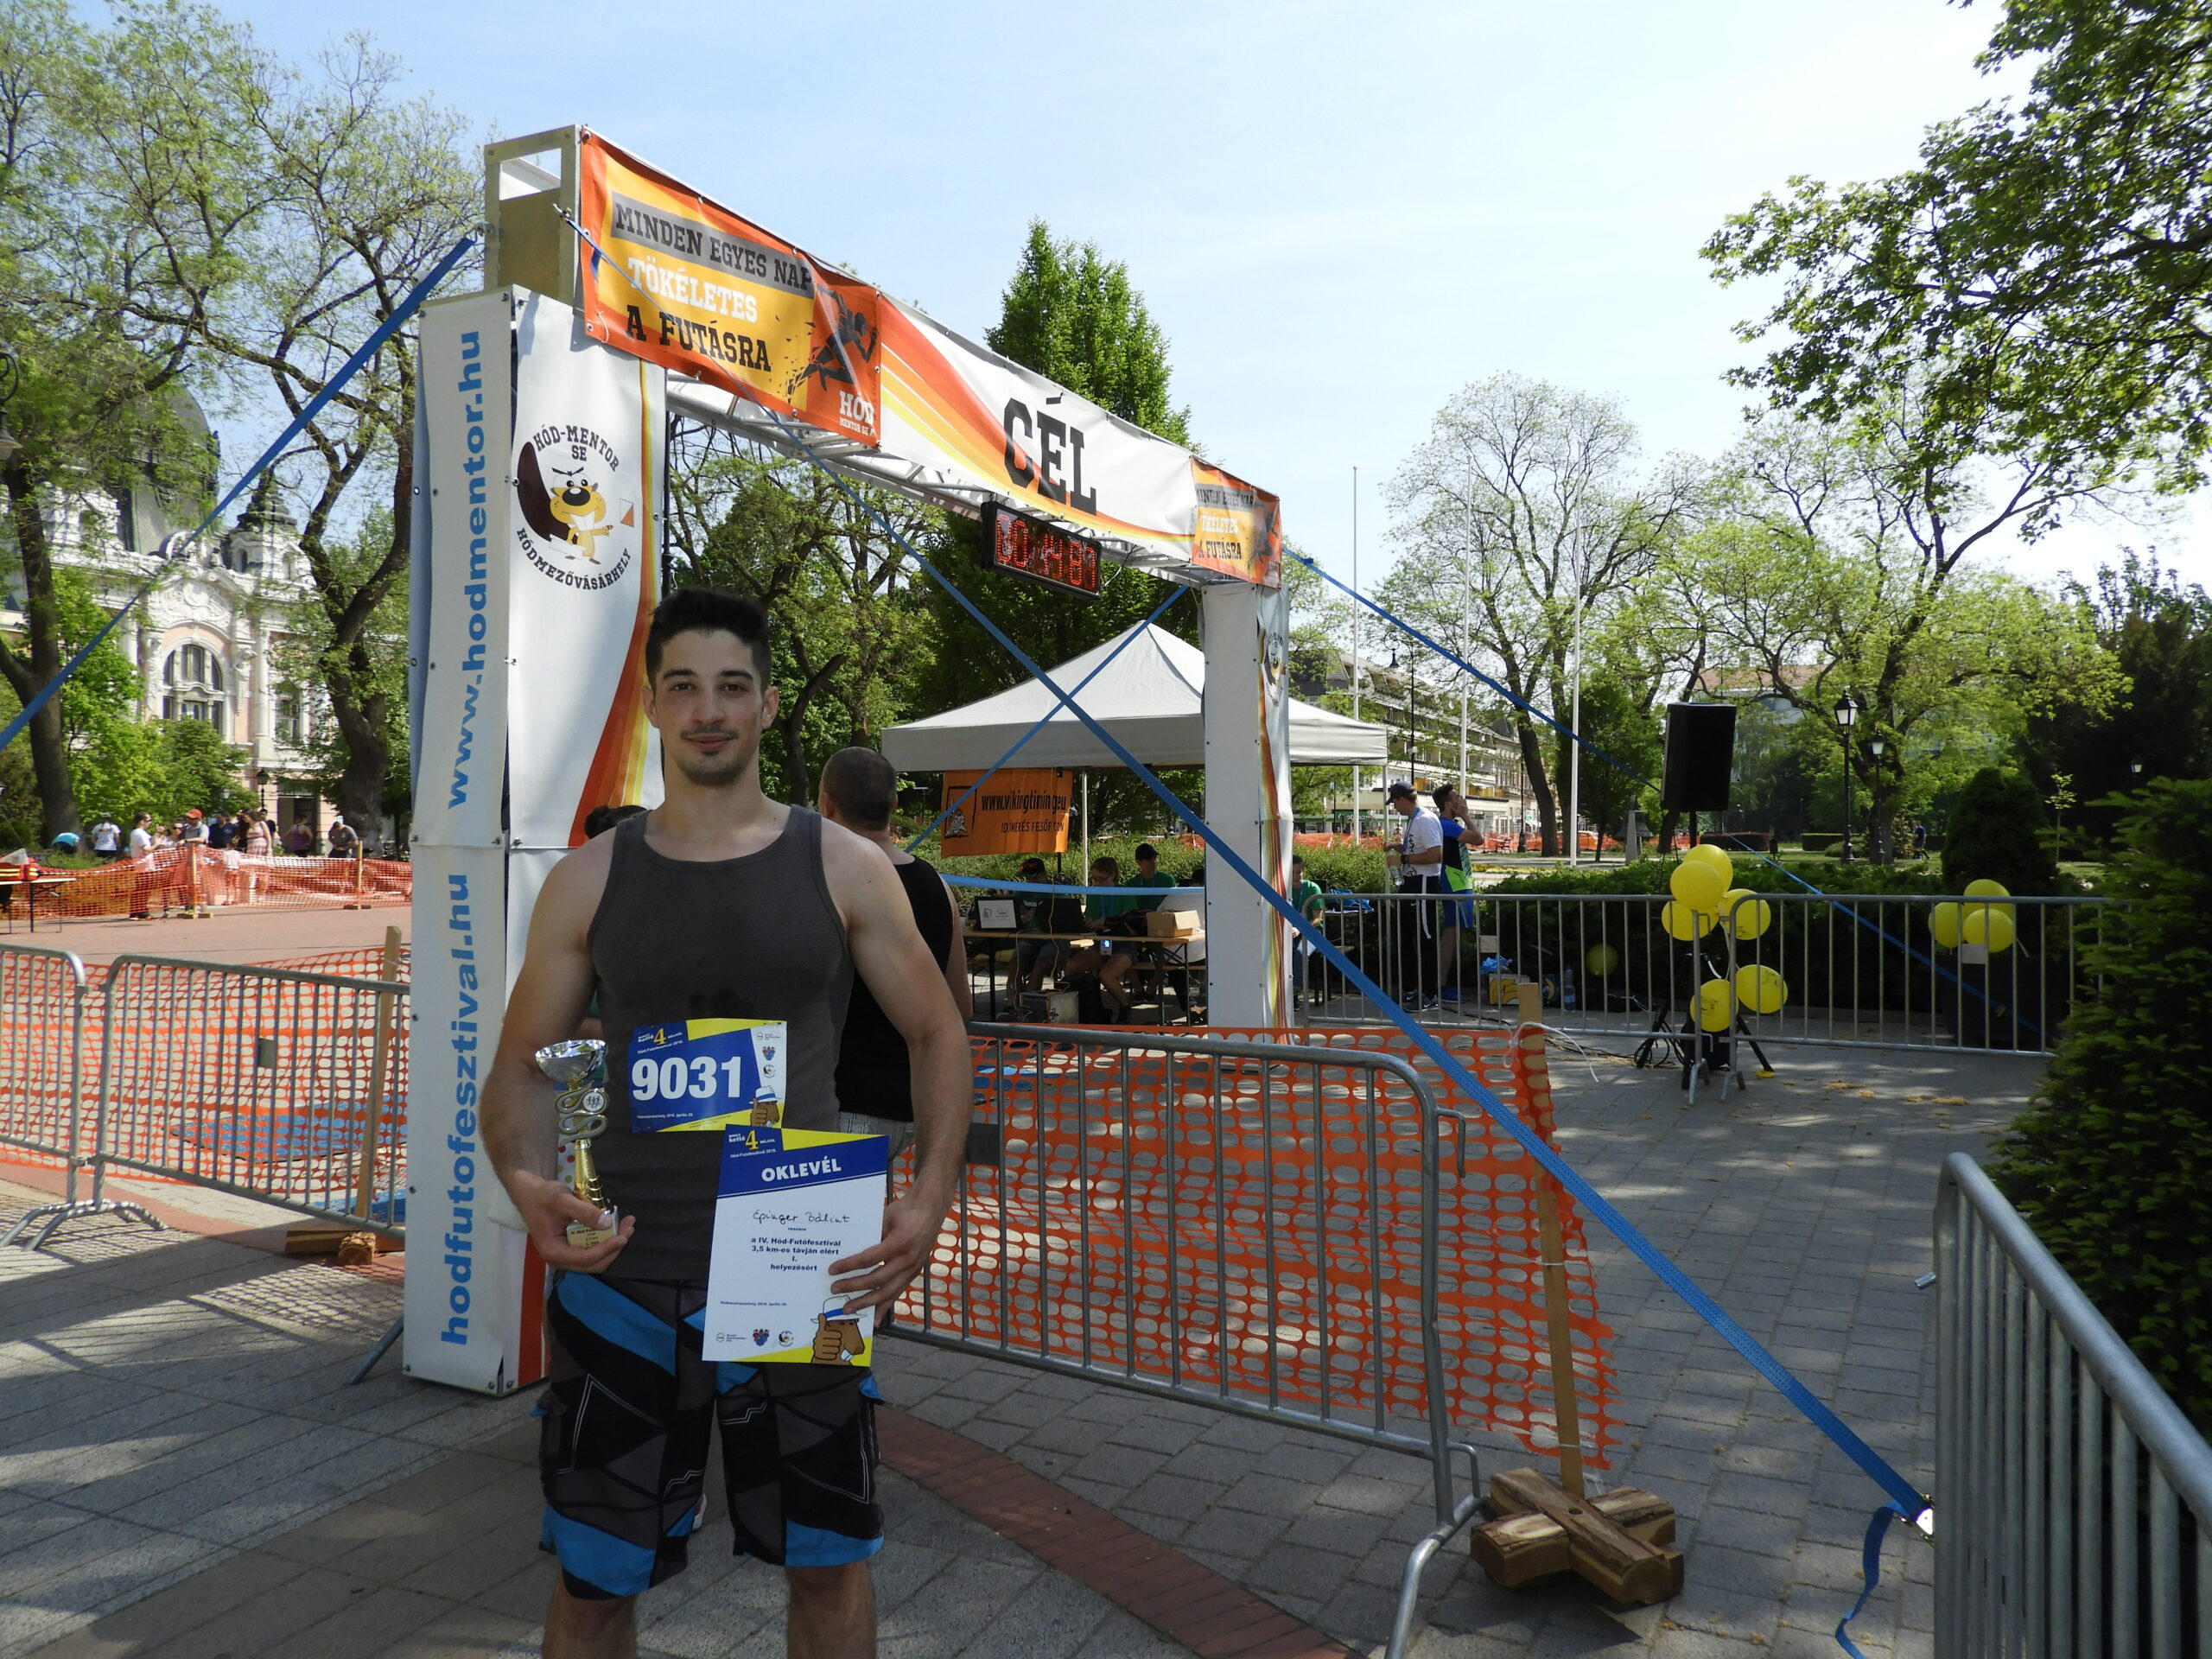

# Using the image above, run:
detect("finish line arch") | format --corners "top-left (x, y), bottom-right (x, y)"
top-left (404, 127), bottom-right (1294, 1392)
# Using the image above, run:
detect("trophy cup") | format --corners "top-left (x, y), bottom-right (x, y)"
top-left (536, 1038), bottom-right (617, 1249)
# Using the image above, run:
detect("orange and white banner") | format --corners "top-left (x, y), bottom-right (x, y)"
top-left (507, 294), bottom-right (665, 850)
top-left (878, 298), bottom-right (1197, 566)
top-left (1188, 461), bottom-right (1282, 588)
top-left (576, 133), bottom-right (880, 447)
top-left (938, 768), bottom-right (1072, 855)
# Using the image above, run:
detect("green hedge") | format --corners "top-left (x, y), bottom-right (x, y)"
top-left (1987, 780), bottom-right (2212, 1428)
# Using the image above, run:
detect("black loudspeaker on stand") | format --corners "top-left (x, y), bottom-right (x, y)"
top-left (1660, 702), bottom-right (1737, 815)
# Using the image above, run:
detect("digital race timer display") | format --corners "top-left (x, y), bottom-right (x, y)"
top-left (984, 505), bottom-right (1101, 599)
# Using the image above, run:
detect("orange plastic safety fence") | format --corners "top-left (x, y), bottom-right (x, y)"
top-left (902, 1024), bottom-right (1618, 1469)
top-left (31, 848), bottom-right (410, 920)
top-left (245, 944), bottom-right (413, 982)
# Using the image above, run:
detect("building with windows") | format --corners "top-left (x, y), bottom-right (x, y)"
top-left (2, 457), bottom-right (334, 839)
top-left (1292, 646), bottom-right (1530, 841)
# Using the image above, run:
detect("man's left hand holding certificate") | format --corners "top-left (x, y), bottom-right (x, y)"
top-left (705, 1128), bottom-right (888, 1365)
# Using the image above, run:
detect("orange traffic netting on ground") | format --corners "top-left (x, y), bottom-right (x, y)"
top-left (906, 1023), bottom-right (1620, 1469)
top-left (12, 847), bottom-right (410, 923)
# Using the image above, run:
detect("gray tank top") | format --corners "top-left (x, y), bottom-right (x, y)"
top-left (586, 806), bottom-right (851, 1279)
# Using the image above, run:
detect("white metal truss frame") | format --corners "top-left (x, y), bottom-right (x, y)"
top-left (663, 377), bottom-right (1230, 589)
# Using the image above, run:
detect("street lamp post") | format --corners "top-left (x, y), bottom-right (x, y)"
top-left (1868, 737), bottom-right (1886, 863)
top-left (1836, 696), bottom-right (1859, 861)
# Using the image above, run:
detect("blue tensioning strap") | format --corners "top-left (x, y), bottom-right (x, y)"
top-left (1836, 1503), bottom-right (1915, 1657)
top-left (1287, 546), bottom-right (1653, 785)
top-left (0, 231), bottom-right (480, 760)
top-left (903, 583), bottom-right (1186, 854)
top-left (733, 394), bottom-right (1932, 1656)
top-left (750, 404), bottom-right (1924, 1497)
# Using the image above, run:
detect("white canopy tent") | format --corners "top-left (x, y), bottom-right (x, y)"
top-left (881, 623), bottom-right (1388, 772)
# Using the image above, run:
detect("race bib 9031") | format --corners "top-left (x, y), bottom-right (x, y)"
top-left (627, 1018), bottom-right (788, 1132)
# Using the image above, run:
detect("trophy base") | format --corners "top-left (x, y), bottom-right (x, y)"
top-left (564, 1205), bottom-right (618, 1251)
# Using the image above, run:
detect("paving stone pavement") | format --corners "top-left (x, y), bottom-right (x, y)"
top-left (0, 1192), bottom-right (1181, 1659)
top-left (871, 1039), bottom-right (2043, 1659)
top-left (0, 1036), bottom-right (2042, 1656)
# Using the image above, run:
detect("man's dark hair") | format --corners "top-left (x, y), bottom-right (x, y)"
top-left (1019, 857), bottom-right (1047, 876)
top-left (1432, 785), bottom-right (1455, 809)
top-left (1091, 855), bottom-right (1120, 880)
top-left (645, 587), bottom-right (772, 683)
top-left (821, 747), bottom-right (898, 831)
top-left (1134, 842), bottom-right (1159, 861)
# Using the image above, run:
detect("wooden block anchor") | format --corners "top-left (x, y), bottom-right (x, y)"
top-left (1471, 1467), bottom-right (1682, 1604)
top-left (1470, 984), bottom-right (1685, 1606)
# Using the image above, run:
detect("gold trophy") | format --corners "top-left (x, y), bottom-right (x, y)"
top-left (536, 1039), bottom-right (617, 1249)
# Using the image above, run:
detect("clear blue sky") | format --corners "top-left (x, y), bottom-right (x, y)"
top-left (219, 0), bottom-right (2202, 592)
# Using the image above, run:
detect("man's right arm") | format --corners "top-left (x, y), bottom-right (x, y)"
top-left (480, 841), bottom-right (636, 1272)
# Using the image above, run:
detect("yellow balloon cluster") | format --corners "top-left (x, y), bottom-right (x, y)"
top-left (1931, 880), bottom-right (2017, 953)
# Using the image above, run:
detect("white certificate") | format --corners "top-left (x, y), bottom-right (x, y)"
top-left (703, 1128), bottom-right (887, 1366)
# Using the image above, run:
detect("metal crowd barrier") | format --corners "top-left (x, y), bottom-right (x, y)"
top-left (1300, 890), bottom-right (2111, 1058)
top-left (905, 1022), bottom-right (1493, 1659)
top-left (3, 954), bottom-right (409, 1248)
top-left (1935, 1154), bottom-right (2212, 1656)
top-left (0, 945), bottom-right (161, 1246)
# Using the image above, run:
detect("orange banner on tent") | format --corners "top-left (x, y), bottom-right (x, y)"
top-left (575, 133), bottom-right (881, 446)
top-left (938, 768), bottom-right (1071, 855)
top-left (1188, 460), bottom-right (1282, 587)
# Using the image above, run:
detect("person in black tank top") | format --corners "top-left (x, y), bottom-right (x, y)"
top-left (481, 590), bottom-right (972, 1657)
top-left (817, 748), bottom-right (970, 1147)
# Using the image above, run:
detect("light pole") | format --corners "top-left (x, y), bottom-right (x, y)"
top-left (1350, 465), bottom-right (1361, 845)
top-left (1868, 736), bottom-right (1886, 863)
top-left (1836, 696), bottom-right (1859, 861)
top-left (1567, 554), bottom-right (1586, 864)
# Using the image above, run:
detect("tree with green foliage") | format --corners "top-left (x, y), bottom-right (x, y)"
top-left (1679, 418), bottom-right (2120, 861)
top-left (1942, 766), bottom-right (2062, 895)
top-left (1988, 780), bottom-right (2212, 1427)
top-left (1570, 676), bottom-right (1662, 856)
top-left (1382, 374), bottom-right (1701, 855)
top-left (1702, 0), bottom-right (2198, 502)
top-left (2020, 553), bottom-right (2212, 847)
top-left (986, 221), bottom-right (1191, 445)
top-left (912, 223), bottom-right (1197, 720)
top-left (0, 0), bottom-right (237, 838)
top-left (120, 28), bottom-right (475, 828)
top-left (667, 441), bottom-right (938, 802)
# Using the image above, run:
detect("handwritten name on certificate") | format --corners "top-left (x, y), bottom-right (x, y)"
top-left (704, 1128), bottom-right (887, 1367)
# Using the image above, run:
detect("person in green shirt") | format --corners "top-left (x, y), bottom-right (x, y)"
top-left (1291, 854), bottom-right (1325, 1002)
top-left (1102, 843), bottom-right (1180, 1016)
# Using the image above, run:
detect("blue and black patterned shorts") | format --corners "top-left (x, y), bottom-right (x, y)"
top-left (537, 1272), bottom-right (883, 1599)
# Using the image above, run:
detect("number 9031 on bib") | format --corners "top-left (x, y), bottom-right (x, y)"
top-left (626, 1018), bottom-right (789, 1133)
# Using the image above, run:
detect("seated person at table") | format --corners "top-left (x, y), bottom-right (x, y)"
top-left (1068, 845), bottom-right (1178, 1019)
top-left (1062, 855), bottom-right (1142, 1017)
top-left (1012, 857), bottom-right (1083, 994)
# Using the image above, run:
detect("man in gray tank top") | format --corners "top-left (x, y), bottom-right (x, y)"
top-left (485, 588), bottom-right (971, 1659)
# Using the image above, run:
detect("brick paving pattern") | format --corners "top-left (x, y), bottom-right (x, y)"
top-left (0, 1037), bottom-right (2042, 1656)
